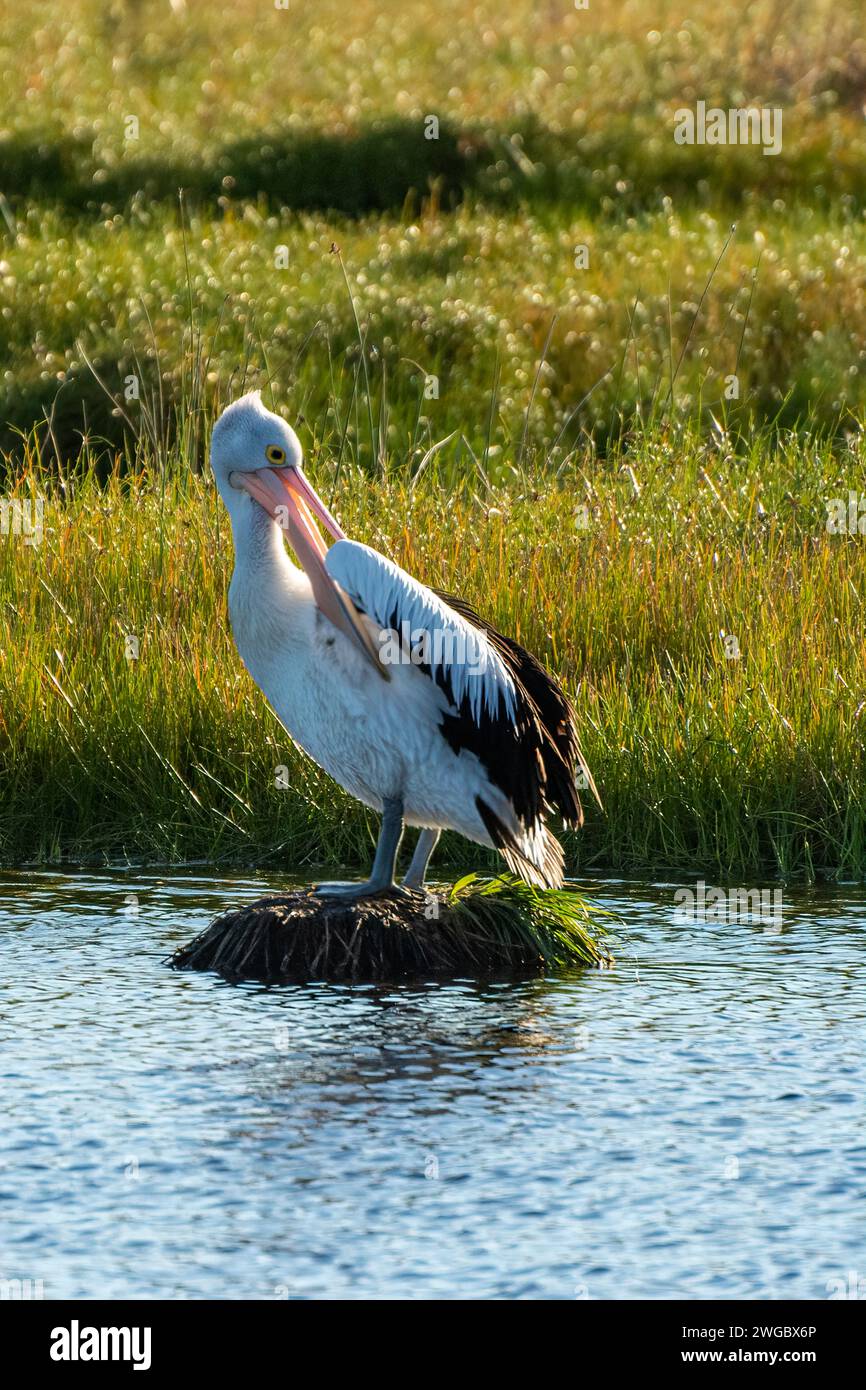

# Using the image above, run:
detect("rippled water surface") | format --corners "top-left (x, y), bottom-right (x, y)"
top-left (0, 870), bottom-right (863, 1299)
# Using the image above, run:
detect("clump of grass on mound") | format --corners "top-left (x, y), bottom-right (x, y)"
top-left (445, 873), bottom-right (613, 971)
top-left (170, 875), bottom-right (613, 983)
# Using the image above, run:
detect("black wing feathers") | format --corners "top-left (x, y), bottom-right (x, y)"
top-left (433, 588), bottom-right (597, 829)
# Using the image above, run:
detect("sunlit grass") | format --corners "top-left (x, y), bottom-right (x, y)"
top-left (4, 202), bottom-right (866, 460)
top-left (2, 0), bottom-right (866, 452)
top-left (446, 874), bottom-right (614, 970)
top-left (2, 415), bottom-right (864, 877)
top-left (1, 0), bottom-right (865, 877)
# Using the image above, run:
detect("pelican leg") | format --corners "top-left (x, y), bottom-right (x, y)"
top-left (314, 796), bottom-right (410, 899)
top-left (402, 828), bottom-right (441, 890)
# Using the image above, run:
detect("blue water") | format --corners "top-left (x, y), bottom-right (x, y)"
top-left (0, 870), bottom-right (863, 1299)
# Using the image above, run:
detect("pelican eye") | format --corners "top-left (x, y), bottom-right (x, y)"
top-left (265, 445), bottom-right (286, 465)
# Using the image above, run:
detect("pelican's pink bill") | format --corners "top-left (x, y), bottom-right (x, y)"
top-left (229, 465), bottom-right (386, 678)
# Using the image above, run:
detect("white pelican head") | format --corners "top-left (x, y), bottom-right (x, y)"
top-left (210, 390), bottom-right (342, 535)
top-left (210, 389), bottom-right (347, 561)
top-left (210, 391), bottom-right (383, 670)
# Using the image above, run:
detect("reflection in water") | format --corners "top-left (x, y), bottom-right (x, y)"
top-left (0, 869), bottom-right (863, 1299)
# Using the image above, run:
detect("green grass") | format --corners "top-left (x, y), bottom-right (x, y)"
top-left (446, 875), bottom-right (614, 971)
top-left (2, 0), bottom-right (866, 455)
top-left (1, 0), bottom-right (865, 878)
top-left (2, 415), bottom-right (865, 878)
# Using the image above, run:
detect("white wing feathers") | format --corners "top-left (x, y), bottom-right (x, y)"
top-left (325, 539), bottom-right (518, 725)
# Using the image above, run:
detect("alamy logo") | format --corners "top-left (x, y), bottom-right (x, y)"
top-left (826, 492), bottom-right (866, 534)
top-left (378, 621), bottom-right (489, 676)
top-left (674, 879), bottom-right (783, 925)
top-left (826, 1270), bottom-right (866, 1299)
top-left (49, 1321), bottom-right (152, 1371)
top-left (674, 101), bottom-right (782, 156)
top-left (0, 497), bottom-right (43, 545)
top-left (0, 1275), bottom-right (43, 1299)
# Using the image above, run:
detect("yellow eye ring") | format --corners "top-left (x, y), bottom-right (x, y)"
top-left (265, 444), bottom-right (286, 465)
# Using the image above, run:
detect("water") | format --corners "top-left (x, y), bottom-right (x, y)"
top-left (0, 869), bottom-right (863, 1300)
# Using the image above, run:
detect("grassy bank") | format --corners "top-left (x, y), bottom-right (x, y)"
top-left (2, 0), bottom-right (866, 456)
top-left (1, 0), bottom-right (865, 876)
top-left (2, 420), bottom-right (864, 877)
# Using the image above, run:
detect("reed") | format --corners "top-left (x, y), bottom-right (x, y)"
top-left (2, 415), bottom-right (864, 879)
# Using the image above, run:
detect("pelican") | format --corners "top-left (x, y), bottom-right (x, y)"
top-left (210, 392), bottom-right (599, 899)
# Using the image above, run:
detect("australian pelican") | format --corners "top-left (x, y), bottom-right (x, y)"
top-left (210, 392), bottom-right (598, 899)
